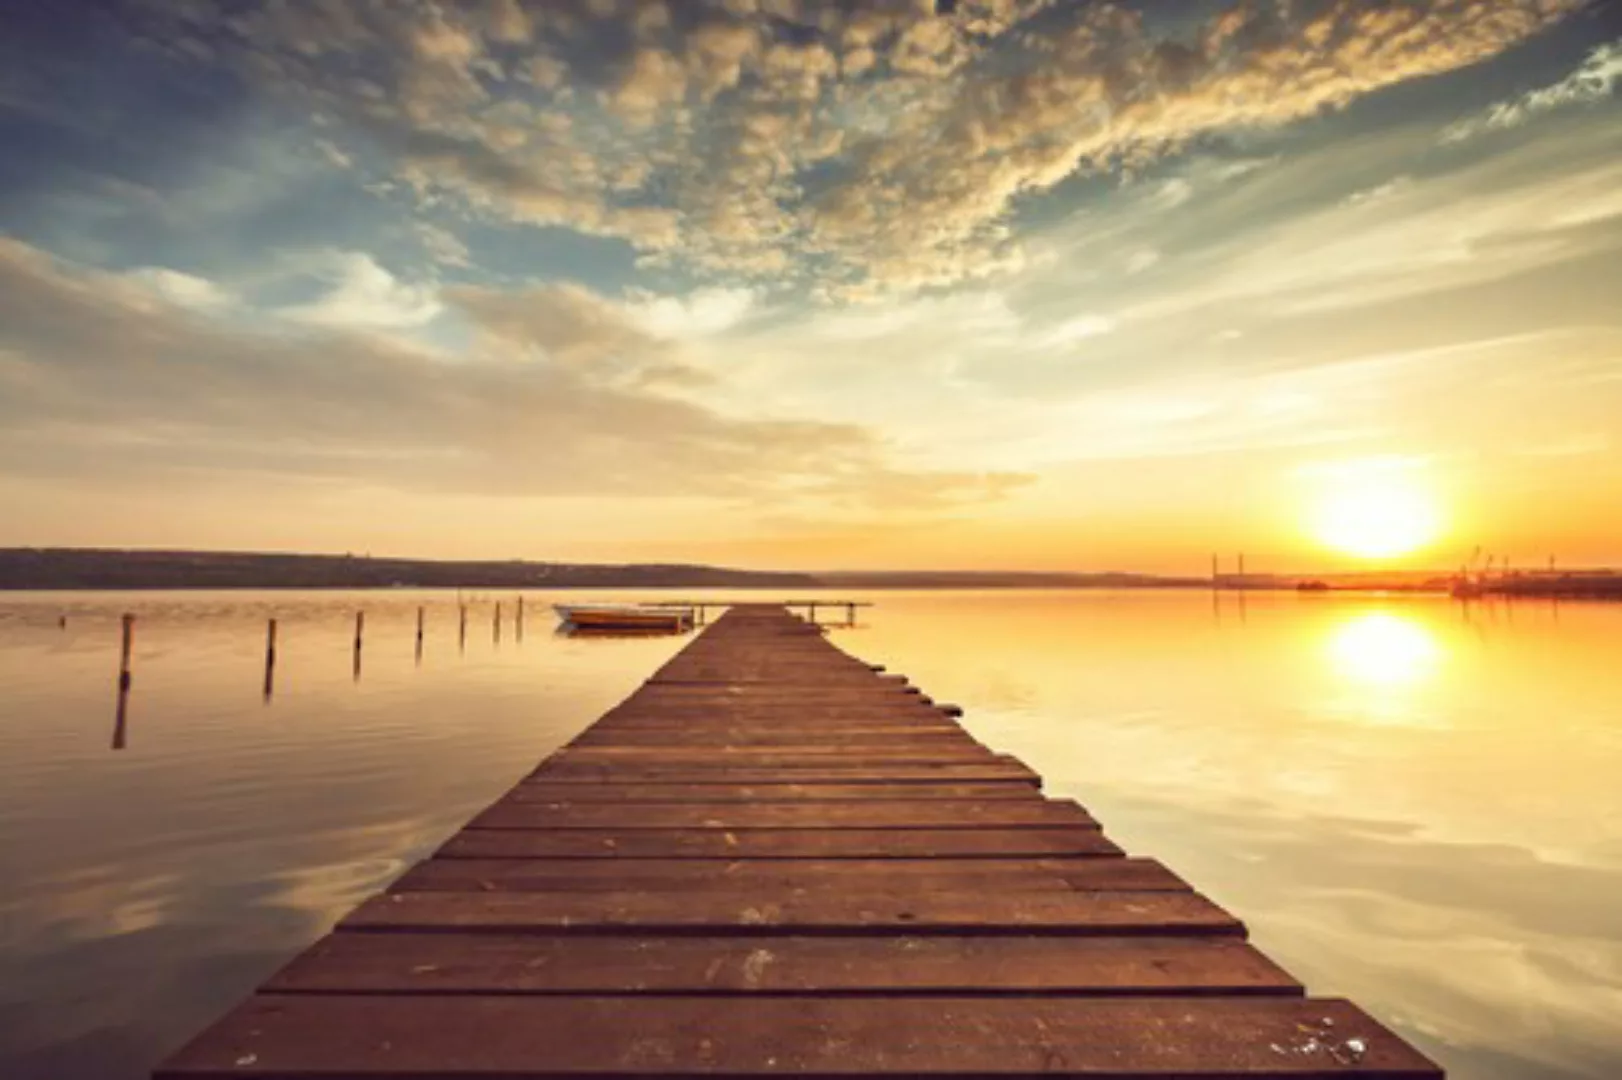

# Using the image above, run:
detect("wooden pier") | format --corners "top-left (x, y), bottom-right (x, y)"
top-left (155, 604), bottom-right (1441, 1078)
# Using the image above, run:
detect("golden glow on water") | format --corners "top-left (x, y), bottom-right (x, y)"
top-left (840, 589), bottom-right (1622, 1080)
top-left (1326, 611), bottom-right (1441, 687)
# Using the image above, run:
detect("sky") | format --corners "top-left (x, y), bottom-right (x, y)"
top-left (0, 0), bottom-right (1619, 573)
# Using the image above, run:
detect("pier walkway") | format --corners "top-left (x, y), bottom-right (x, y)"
top-left (156, 604), bottom-right (1441, 1077)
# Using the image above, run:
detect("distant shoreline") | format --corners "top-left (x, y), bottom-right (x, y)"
top-left (0, 548), bottom-right (1616, 597)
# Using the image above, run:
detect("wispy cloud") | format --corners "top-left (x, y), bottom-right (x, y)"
top-left (279, 252), bottom-right (443, 330)
top-left (125, 267), bottom-right (233, 311)
top-left (0, 237), bottom-right (1023, 512)
top-left (1443, 37), bottom-right (1622, 143)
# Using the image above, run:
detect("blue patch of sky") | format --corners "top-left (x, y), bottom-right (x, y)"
top-left (435, 216), bottom-right (645, 295)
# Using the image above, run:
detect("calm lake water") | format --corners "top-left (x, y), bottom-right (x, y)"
top-left (0, 589), bottom-right (1617, 1079)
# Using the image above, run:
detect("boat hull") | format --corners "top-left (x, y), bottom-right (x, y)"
top-left (554, 605), bottom-right (692, 631)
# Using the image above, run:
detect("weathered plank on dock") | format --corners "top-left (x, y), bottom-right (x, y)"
top-left (339, 889), bottom-right (1242, 935)
top-left (154, 603), bottom-right (1442, 1079)
top-left (389, 854), bottom-right (1190, 893)
top-left (526, 760), bottom-right (1043, 784)
top-left (468, 798), bottom-right (1096, 829)
top-left (266, 934), bottom-right (1302, 996)
top-left (160, 996), bottom-right (1435, 1077)
top-left (435, 825), bottom-right (1124, 859)
top-left (512, 781), bottom-right (1044, 801)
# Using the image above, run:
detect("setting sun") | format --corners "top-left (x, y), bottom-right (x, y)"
top-left (1309, 463), bottom-right (1442, 560)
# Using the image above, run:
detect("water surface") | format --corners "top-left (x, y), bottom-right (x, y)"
top-left (0, 588), bottom-right (1617, 1079)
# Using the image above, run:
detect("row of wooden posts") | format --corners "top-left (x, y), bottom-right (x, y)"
top-left (102, 600), bottom-right (867, 751)
top-left (114, 599), bottom-right (533, 706)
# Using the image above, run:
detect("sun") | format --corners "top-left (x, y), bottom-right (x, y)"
top-left (1309, 466), bottom-right (1441, 559)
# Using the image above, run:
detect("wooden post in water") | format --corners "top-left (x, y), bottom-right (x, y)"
top-left (458, 603), bottom-right (467, 654)
top-left (112, 682), bottom-right (129, 750)
top-left (516, 596), bottom-right (525, 642)
top-left (847, 602), bottom-right (856, 626)
top-left (415, 605), bottom-right (425, 665)
top-left (353, 611), bottom-right (364, 681)
top-left (112, 613), bottom-right (134, 750)
top-left (263, 618), bottom-right (278, 702)
top-left (118, 613), bottom-right (135, 691)
top-left (494, 602), bottom-right (502, 645)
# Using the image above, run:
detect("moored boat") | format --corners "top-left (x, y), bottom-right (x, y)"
top-left (553, 603), bottom-right (694, 631)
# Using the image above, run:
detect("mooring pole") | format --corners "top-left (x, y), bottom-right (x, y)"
top-left (494, 602), bottom-right (502, 645)
top-left (113, 683), bottom-right (130, 751)
top-left (118, 613), bottom-right (135, 691)
top-left (415, 605), bottom-right (425, 665)
top-left (458, 603), bottom-right (467, 653)
top-left (353, 611), bottom-right (364, 681)
top-left (516, 596), bottom-right (524, 641)
top-left (263, 618), bottom-right (278, 702)
top-left (113, 613), bottom-right (135, 750)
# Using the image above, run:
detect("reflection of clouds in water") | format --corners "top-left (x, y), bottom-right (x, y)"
top-left (3, 869), bottom-right (186, 943)
top-left (265, 853), bottom-right (411, 921)
top-left (1270, 890), bottom-right (1622, 1080)
top-left (1092, 793), bottom-right (1622, 1080)
top-left (5, 814), bottom-right (438, 952)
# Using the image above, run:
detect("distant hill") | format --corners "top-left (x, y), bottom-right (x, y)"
top-left (0, 548), bottom-right (817, 591)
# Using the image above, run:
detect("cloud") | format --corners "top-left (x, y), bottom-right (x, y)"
top-left (1443, 37), bottom-right (1622, 143)
top-left (124, 267), bottom-right (232, 310)
top-left (447, 279), bottom-right (707, 388)
top-left (626, 287), bottom-right (757, 338)
top-left (128, 0), bottom-right (1582, 295)
top-left (279, 251), bottom-right (444, 330)
top-left (414, 222), bottom-right (471, 267)
top-left (0, 237), bottom-right (1022, 510)
top-left (1038, 314), bottom-right (1117, 348)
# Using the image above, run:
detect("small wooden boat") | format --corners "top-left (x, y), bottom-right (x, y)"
top-left (553, 604), bottom-right (694, 632)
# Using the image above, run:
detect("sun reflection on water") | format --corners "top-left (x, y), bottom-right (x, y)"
top-left (1327, 611), bottom-right (1442, 687)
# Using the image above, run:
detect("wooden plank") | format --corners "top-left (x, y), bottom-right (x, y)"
top-left (543, 747), bottom-right (999, 762)
top-left (511, 782), bottom-right (1044, 802)
top-left (528, 762), bottom-right (1042, 785)
top-left (437, 827), bottom-right (1122, 859)
top-left (339, 890), bottom-right (1241, 935)
top-left (603, 700), bottom-right (949, 713)
top-left (266, 934), bottom-right (1301, 995)
top-left (155, 995), bottom-right (1441, 1077)
top-left (568, 730), bottom-right (975, 744)
top-left (389, 856), bottom-right (1189, 893)
top-left (469, 799), bottom-right (1096, 830)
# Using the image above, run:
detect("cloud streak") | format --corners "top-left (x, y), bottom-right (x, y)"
top-left (1443, 35), bottom-right (1622, 142)
top-left (0, 238), bottom-right (1023, 508)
